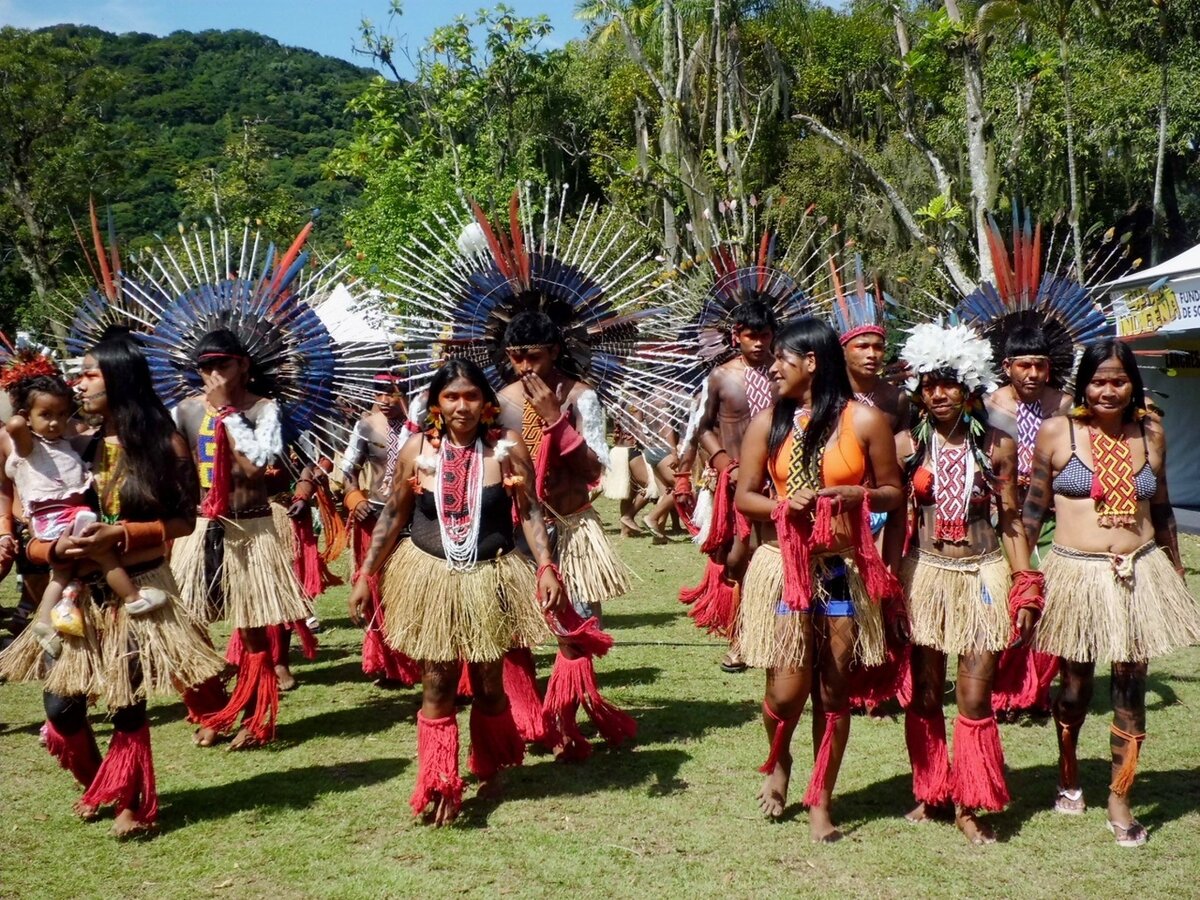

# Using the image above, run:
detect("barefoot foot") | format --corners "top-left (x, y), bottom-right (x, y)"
top-left (228, 726), bottom-right (264, 751)
top-left (110, 808), bottom-right (155, 840)
top-left (757, 752), bottom-right (791, 820)
top-left (428, 792), bottom-right (461, 827)
top-left (905, 801), bottom-right (953, 824)
top-left (73, 798), bottom-right (100, 821)
top-left (275, 664), bottom-right (297, 692)
top-left (956, 809), bottom-right (996, 845)
top-left (192, 726), bottom-right (220, 748)
top-left (808, 804), bottom-right (842, 843)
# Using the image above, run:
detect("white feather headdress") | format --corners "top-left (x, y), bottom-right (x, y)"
top-left (900, 321), bottom-right (997, 395)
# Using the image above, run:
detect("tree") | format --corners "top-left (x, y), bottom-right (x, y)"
top-left (0, 27), bottom-right (122, 303)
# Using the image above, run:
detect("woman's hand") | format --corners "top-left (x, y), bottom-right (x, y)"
top-left (537, 567), bottom-right (566, 614)
top-left (1014, 607), bottom-right (1037, 647)
top-left (348, 576), bottom-right (372, 626)
top-left (350, 499), bottom-right (373, 524)
top-left (787, 487), bottom-right (817, 515)
top-left (817, 485), bottom-right (866, 508)
top-left (0, 533), bottom-right (16, 567)
top-left (286, 498), bottom-right (309, 519)
top-left (64, 525), bottom-right (125, 561)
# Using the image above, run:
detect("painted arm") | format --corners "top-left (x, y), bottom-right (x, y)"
top-left (359, 434), bottom-right (420, 578)
top-left (733, 411), bottom-right (778, 521)
top-left (992, 432), bottom-right (1032, 573)
top-left (1020, 419), bottom-right (1058, 550)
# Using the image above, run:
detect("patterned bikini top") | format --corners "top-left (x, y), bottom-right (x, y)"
top-left (1051, 419), bottom-right (1157, 500)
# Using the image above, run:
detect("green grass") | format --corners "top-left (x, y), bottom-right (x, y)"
top-left (3, 505), bottom-right (1200, 899)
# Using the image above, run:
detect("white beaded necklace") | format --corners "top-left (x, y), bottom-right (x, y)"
top-left (433, 437), bottom-right (485, 572)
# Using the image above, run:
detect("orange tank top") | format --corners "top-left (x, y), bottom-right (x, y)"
top-left (768, 405), bottom-right (866, 497)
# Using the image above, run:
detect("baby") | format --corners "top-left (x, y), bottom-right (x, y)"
top-left (5, 374), bottom-right (164, 653)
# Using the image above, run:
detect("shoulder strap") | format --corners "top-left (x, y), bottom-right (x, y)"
top-left (1067, 417), bottom-right (1076, 451)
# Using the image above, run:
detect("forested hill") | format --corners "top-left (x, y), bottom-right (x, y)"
top-left (42, 25), bottom-right (376, 243)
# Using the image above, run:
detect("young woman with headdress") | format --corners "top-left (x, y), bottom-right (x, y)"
top-left (1021, 339), bottom-right (1200, 847)
top-left (896, 321), bottom-right (1041, 845)
top-left (733, 317), bottom-right (903, 842)
top-left (349, 357), bottom-right (562, 826)
top-left (5, 332), bottom-right (225, 838)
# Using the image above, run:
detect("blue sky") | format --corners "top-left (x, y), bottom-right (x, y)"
top-left (0, 0), bottom-right (587, 74)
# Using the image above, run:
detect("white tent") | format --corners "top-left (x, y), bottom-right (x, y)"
top-left (314, 283), bottom-right (401, 345)
top-left (1105, 242), bottom-right (1200, 514)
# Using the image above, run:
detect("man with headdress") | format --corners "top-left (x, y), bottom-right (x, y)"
top-left (337, 368), bottom-right (421, 686)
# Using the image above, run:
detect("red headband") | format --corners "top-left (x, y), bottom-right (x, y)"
top-left (839, 325), bottom-right (886, 345)
top-left (196, 351), bottom-right (246, 363)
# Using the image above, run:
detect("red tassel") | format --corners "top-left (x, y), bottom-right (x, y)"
top-left (811, 495), bottom-right (836, 547)
top-left (503, 648), bottom-right (556, 745)
top-left (291, 516), bottom-right (324, 599)
top-left (182, 675), bottom-right (228, 724)
top-left (362, 626), bottom-right (420, 685)
top-left (266, 625), bottom-right (287, 668)
top-left (291, 619), bottom-right (318, 661)
top-left (772, 502), bottom-right (813, 611)
top-left (950, 714), bottom-right (1010, 811)
top-left (701, 464), bottom-right (737, 554)
top-left (456, 661), bottom-right (474, 700)
top-left (546, 605), bottom-right (614, 658)
top-left (43, 720), bottom-right (101, 788)
top-left (543, 651), bottom-right (637, 755)
top-left (680, 560), bottom-right (738, 636)
top-left (758, 701), bottom-right (796, 775)
top-left (80, 723), bottom-right (158, 824)
top-left (467, 705), bottom-right (525, 781)
top-left (200, 412), bottom-right (232, 519)
top-left (200, 650), bottom-right (278, 742)
top-left (992, 643), bottom-right (1048, 713)
top-left (1090, 471), bottom-right (1105, 501)
top-left (224, 628), bottom-right (244, 666)
top-left (410, 712), bottom-right (465, 817)
top-left (847, 641), bottom-right (910, 711)
top-left (854, 502), bottom-right (901, 602)
top-left (803, 710), bottom-right (848, 807)
top-left (904, 709), bottom-right (952, 804)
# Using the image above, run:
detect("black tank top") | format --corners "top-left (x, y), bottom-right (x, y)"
top-left (410, 483), bottom-right (515, 560)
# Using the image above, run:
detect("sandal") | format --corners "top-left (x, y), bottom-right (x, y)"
top-left (1106, 818), bottom-right (1149, 848)
top-left (720, 651), bottom-right (747, 674)
top-left (642, 516), bottom-right (667, 539)
top-left (1054, 786), bottom-right (1086, 815)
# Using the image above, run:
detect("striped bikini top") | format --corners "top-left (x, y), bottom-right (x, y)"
top-left (1051, 419), bottom-right (1157, 500)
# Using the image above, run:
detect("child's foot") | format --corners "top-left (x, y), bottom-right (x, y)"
top-left (31, 622), bottom-right (62, 658)
top-left (125, 588), bottom-right (169, 617)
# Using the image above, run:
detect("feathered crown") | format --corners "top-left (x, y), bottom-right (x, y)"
top-left (901, 320), bottom-right (997, 395)
top-left (955, 207), bottom-right (1118, 387)
top-left (385, 183), bottom-right (672, 448)
top-left (830, 253), bottom-right (891, 344)
top-left (0, 333), bottom-right (60, 395)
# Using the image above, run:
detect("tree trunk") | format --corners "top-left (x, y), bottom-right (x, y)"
top-left (1060, 37), bottom-right (1084, 277)
top-left (1151, 53), bottom-right (1169, 265)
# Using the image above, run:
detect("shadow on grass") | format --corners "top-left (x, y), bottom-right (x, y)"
top-left (633, 696), bottom-right (758, 743)
top-left (164, 757), bottom-right (408, 829)
top-left (593, 665), bottom-right (662, 688)
top-left (603, 610), bottom-right (681, 630)
top-left (457, 746), bottom-right (694, 827)
top-left (273, 696), bottom-right (419, 746)
top-left (829, 759), bottom-right (1200, 841)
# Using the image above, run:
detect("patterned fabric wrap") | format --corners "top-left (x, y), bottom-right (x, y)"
top-left (1015, 401), bottom-right (1042, 481)
top-left (197, 410), bottom-right (218, 489)
top-left (785, 408), bottom-right (816, 498)
top-left (933, 444), bottom-right (970, 542)
top-left (382, 418), bottom-right (405, 495)
top-left (744, 365), bottom-right (773, 417)
top-left (1090, 428), bottom-right (1138, 526)
top-left (521, 401), bottom-right (545, 461)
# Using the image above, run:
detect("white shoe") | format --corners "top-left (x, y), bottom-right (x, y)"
top-left (125, 587), bottom-right (169, 617)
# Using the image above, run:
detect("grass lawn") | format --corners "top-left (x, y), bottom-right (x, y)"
top-left (2, 503), bottom-right (1199, 899)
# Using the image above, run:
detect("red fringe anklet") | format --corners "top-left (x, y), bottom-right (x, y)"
top-left (803, 710), bottom-right (848, 808)
top-left (182, 675), bottom-right (228, 724)
top-left (467, 704), bottom-right (525, 781)
top-left (904, 709), bottom-right (952, 805)
top-left (411, 711), bottom-right (465, 817)
top-left (759, 701), bottom-right (797, 775)
top-left (43, 720), bottom-right (101, 788)
top-left (224, 628), bottom-right (244, 666)
top-left (502, 648), bottom-right (556, 746)
top-left (80, 723), bottom-right (157, 824)
top-left (200, 649), bottom-right (279, 742)
top-left (678, 559), bottom-right (738, 636)
top-left (950, 714), bottom-right (1010, 812)
top-left (456, 661), bottom-right (474, 700)
top-left (543, 651), bottom-right (637, 760)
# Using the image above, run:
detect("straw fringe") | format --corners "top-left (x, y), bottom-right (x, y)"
top-left (216, 515), bottom-right (313, 630)
top-left (904, 549), bottom-right (1011, 656)
top-left (380, 541), bottom-right (551, 663)
top-left (735, 545), bottom-right (883, 669)
top-left (44, 599), bottom-right (104, 699)
top-left (600, 446), bottom-right (632, 500)
top-left (1036, 542), bottom-right (1200, 663)
top-left (168, 518), bottom-right (211, 623)
top-left (0, 624), bottom-right (49, 683)
top-left (556, 507), bottom-right (630, 610)
top-left (100, 565), bottom-right (226, 709)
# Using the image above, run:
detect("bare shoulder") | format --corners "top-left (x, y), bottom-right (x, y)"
top-left (849, 399), bottom-right (889, 435)
top-left (1049, 389), bottom-right (1072, 414)
top-left (1039, 415), bottom-right (1070, 440)
top-left (498, 381), bottom-right (523, 402)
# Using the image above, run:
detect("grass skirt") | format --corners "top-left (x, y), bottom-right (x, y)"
top-left (0, 620), bottom-right (50, 684)
top-left (170, 514), bottom-right (312, 630)
top-left (735, 544), bottom-right (884, 670)
top-left (380, 541), bottom-right (551, 663)
top-left (99, 565), bottom-right (226, 708)
top-left (903, 548), bottom-right (1011, 656)
top-left (556, 507), bottom-right (631, 612)
top-left (1035, 542), bottom-right (1200, 663)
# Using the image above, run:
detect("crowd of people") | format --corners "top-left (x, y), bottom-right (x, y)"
top-left (0, 196), bottom-right (1197, 852)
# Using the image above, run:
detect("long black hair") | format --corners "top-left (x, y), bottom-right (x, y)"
top-left (1073, 339), bottom-right (1145, 422)
top-left (426, 358), bottom-right (501, 444)
top-left (767, 318), bottom-right (851, 469)
top-left (90, 334), bottom-right (198, 520)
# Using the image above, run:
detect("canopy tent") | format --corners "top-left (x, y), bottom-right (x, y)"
top-left (1105, 241), bottom-right (1200, 514)
top-left (314, 283), bottom-right (401, 345)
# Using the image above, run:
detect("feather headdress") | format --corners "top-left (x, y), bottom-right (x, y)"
top-left (954, 207), bottom-right (1119, 386)
top-left (901, 320), bottom-right (997, 396)
top-left (384, 183), bottom-right (673, 449)
top-left (830, 253), bottom-right (892, 344)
